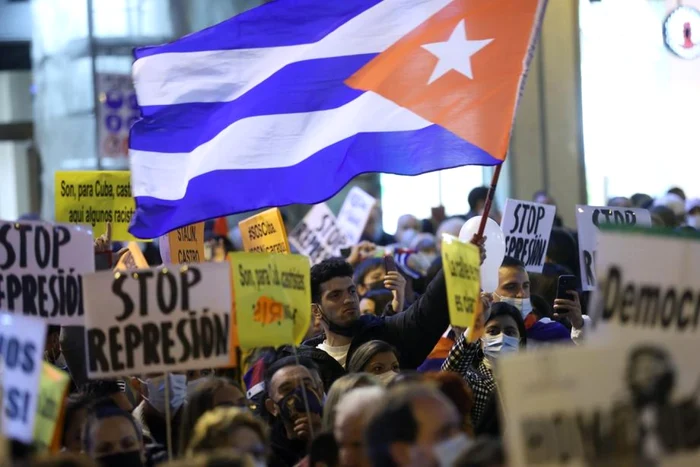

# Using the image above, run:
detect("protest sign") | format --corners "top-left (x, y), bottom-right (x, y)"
top-left (288, 204), bottom-right (347, 265)
top-left (0, 220), bottom-right (94, 325)
top-left (499, 335), bottom-right (700, 467)
top-left (159, 223), bottom-right (205, 264)
top-left (33, 363), bottom-right (71, 452)
top-left (83, 262), bottom-right (233, 378)
top-left (501, 199), bottom-right (556, 273)
top-left (593, 228), bottom-right (700, 337)
top-left (336, 187), bottom-right (376, 246)
top-left (575, 205), bottom-right (651, 291)
top-left (441, 235), bottom-right (481, 328)
top-left (230, 252), bottom-right (310, 349)
top-left (54, 171), bottom-right (142, 242)
top-left (238, 208), bottom-right (290, 254)
top-left (97, 73), bottom-right (137, 159)
top-left (114, 242), bottom-right (149, 271)
top-left (0, 313), bottom-right (46, 443)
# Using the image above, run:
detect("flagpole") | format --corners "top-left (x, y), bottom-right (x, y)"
top-left (474, 162), bottom-right (503, 241)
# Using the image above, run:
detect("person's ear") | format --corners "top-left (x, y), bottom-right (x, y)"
top-left (312, 303), bottom-right (322, 320)
top-left (389, 442), bottom-right (414, 466)
top-left (357, 284), bottom-right (368, 297)
top-left (265, 397), bottom-right (279, 417)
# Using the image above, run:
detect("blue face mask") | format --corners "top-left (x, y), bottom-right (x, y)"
top-left (482, 333), bottom-right (520, 359)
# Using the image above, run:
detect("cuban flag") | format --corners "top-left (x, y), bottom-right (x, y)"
top-left (129, 0), bottom-right (547, 238)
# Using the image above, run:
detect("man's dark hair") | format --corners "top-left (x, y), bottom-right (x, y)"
top-left (500, 256), bottom-right (526, 271)
top-left (83, 379), bottom-right (126, 398)
top-left (62, 394), bottom-right (92, 447)
top-left (631, 193), bottom-right (653, 209)
top-left (365, 397), bottom-right (418, 467)
top-left (82, 398), bottom-right (142, 452)
top-left (263, 355), bottom-right (320, 399)
top-left (668, 187), bottom-right (686, 201)
top-left (468, 186), bottom-right (489, 212)
top-left (311, 257), bottom-right (354, 303)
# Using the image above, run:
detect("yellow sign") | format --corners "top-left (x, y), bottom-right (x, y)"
top-left (167, 223), bottom-right (205, 264)
top-left (441, 235), bottom-right (481, 329)
top-left (114, 242), bottom-right (149, 271)
top-left (230, 252), bottom-right (310, 349)
top-left (34, 363), bottom-right (71, 452)
top-left (239, 208), bottom-right (290, 254)
top-left (55, 171), bottom-right (143, 241)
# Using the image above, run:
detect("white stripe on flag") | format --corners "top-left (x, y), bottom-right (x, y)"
top-left (130, 92), bottom-right (431, 200)
top-left (133, 0), bottom-right (452, 106)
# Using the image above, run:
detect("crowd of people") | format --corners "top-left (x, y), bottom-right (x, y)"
top-left (15, 185), bottom-right (700, 467)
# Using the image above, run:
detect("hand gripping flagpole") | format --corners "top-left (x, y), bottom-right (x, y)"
top-left (473, 162), bottom-right (504, 242)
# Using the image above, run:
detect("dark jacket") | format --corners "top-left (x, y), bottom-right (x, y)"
top-left (280, 270), bottom-right (449, 388)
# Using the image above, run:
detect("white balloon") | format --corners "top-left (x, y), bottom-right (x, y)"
top-left (459, 216), bottom-right (506, 293)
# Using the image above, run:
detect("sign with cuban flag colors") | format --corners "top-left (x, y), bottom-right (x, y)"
top-left (128, 0), bottom-right (548, 238)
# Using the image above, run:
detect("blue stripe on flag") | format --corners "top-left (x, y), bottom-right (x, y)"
top-left (131, 54), bottom-right (374, 153)
top-left (135, 0), bottom-right (382, 59)
top-left (129, 125), bottom-right (499, 238)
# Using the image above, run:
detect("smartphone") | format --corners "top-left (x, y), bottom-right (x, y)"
top-left (556, 275), bottom-right (578, 300)
top-left (384, 254), bottom-right (397, 273)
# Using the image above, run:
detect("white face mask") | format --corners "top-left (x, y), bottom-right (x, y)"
top-left (687, 214), bottom-right (700, 229)
top-left (494, 292), bottom-right (532, 319)
top-left (376, 370), bottom-right (398, 386)
top-left (433, 432), bottom-right (472, 467)
top-left (482, 333), bottom-right (520, 359)
top-left (143, 374), bottom-right (187, 414)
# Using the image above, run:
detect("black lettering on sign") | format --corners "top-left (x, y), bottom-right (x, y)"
top-left (248, 221), bottom-right (276, 241)
top-left (177, 225), bottom-right (198, 242)
top-left (510, 204), bottom-right (546, 235)
top-left (87, 312), bottom-right (229, 373)
top-left (583, 250), bottom-right (595, 287)
top-left (444, 253), bottom-right (479, 281)
top-left (591, 209), bottom-right (637, 228)
top-left (112, 267), bottom-right (203, 321)
top-left (0, 224), bottom-right (71, 270)
top-left (601, 265), bottom-right (700, 331)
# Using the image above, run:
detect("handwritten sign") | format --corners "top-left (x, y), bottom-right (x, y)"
top-left (336, 187), bottom-right (376, 246)
top-left (54, 171), bottom-right (141, 241)
top-left (593, 228), bottom-right (700, 338)
top-left (288, 204), bottom-right (347, 265)
top-left (83, 262), bottom-right (233, 378)
top-left (501, 199), bottom-right (556, 273)
top-left (441, 235), bottom-right (481, 328)
top-left (499, 335), bottom-right (700, 466)
top-left (159, 223), bottom-right (205, 264)
top-left (0, 312), bottom-right (46, 443)
top-left (114, 242), bottom-right (149, 271)
top-left (0, 220), bottom-right (94, 325)
top-left (238, 208), bottom-right (290, 254)
top-left (575, 205), bottom-right (652, 291)
top-left (33, 363), bottom-right (71, 452)
top-left (230, 253), bottom-right (310, 349)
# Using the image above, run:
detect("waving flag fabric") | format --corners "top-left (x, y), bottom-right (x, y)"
top-left (128, 0), bottom-right (547, 238)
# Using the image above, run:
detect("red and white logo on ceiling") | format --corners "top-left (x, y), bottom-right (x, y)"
top-left (664, 6), bottom-right (700, 60)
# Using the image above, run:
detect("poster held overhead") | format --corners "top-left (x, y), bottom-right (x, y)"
top-left (288, 204), bottom-right (347, 265)
top-left (0, 312), bottom-right (47, 444)
top-left (575, 205), bottom-right (652, 291)
top-left (238, 208), bottom-right (290, 254)
top-left (440, 235), bottom-right (481, 330)
top-left (336, 187), bottom-right (376, 247)
top-left (159, 222), bottom-right (205, 264)
top-left (0, 220), bottom-right (94, 326)
top-left (83, 262), bottom-right (233, 378)
top-left (501, 199), bottom-right (556, 273)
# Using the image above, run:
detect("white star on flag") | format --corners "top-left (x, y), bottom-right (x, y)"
top-left (421, 19), bottom-right (494, 84)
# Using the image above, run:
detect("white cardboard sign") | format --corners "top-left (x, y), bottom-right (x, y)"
top-left (500, 335), bottom-right (700, 467)
top-left (592, 229), bottom-right (700, 338)
top-left (501, 199), bottom-right (557, 273)
top-left (336, 187), bottom-right (376, 247)
top-left (83, 262), bottom-right (232, 378)
top-left (288, 204), bottom-right (348, 264)
top-left (575, 206), bottom-right (651, 291)
top-left (0, 220), bottom-right (95, 325)
top-left (0, 312), bottom-right (47, 443)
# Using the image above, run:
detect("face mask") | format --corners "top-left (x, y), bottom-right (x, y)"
top-left (376, 370), bottom-right (398, 386)
top-left (97, 451), bottom-right (144, 467)
top-left (482, 333), bottom-right (520, 359)
top-left (143, 374), bottom-right (187, 414)
top-left (318, 307), bottom-right (360, 338)
top-left (687, 214), bottom-right (700, 229)
top-left (433, 433), bottom-right (472, 467)
top-left (494, 293), bottom-right (532, 319)
top-left (276, 385), bottom-right (324, 423)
